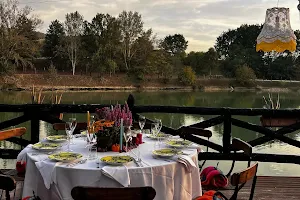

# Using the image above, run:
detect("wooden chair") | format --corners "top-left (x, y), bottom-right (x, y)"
top-left (213, 162), bottom-right (258, 200)
top-left (0, 127), bottom-right (27, 141)
top-left (0, 127), bottom-right (27, 200)
top-left (71, 186), bottom-right (156, 200)
top-left (202, 138), bottom-right (253, 192)
top-left (53, 123), bottom-right (87, 134)
top-left (176, 126), bottom-right (212, 171)
top-left (226, 138), bottom-right (252, 177)
top-left (0, 174), bottom-right (16, 200)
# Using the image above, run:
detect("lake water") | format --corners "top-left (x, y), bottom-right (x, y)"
top-left (1, 90), bottom-right (300, 176)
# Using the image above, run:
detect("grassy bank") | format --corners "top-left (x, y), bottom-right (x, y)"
top-left (1, 73), bottom-right (300, 92)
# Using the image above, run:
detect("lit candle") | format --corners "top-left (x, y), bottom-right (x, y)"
top-left (120, 118), bottom-right (123, 152)
top-left (87, 111), bottom-right (90, 128)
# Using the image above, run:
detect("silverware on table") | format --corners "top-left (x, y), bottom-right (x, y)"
top-left (153, 156), bottom-right (174, 163)
top-left (32, 151), bottom-right (53, 156)
top-left (67, 159), bottom-right (87, 167)
top-left (133, 158), bottom-right (143, 167)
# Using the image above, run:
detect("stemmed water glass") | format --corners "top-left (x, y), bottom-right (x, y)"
top-left (86, 129), bottom-right (97, 160)
top-left (154, 119), bottom-right (162, 148)
top-left (65, 122), bottom-right (73, 152)
top-left (139, 116), bottom-right (146, 134)
top-left (123, 127), bottom-right (132, 153)
top-left (151, 122), bottom-right (159, 149)
top-left (69, 118), bottom-right (77, 144)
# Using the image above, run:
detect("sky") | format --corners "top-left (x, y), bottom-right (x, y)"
top-left (19, 0), bottom-right (300, 52)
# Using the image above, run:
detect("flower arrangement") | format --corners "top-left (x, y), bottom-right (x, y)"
top-left (94, 102), bottom-right (133, 152)
top-left (95, 102), bottom-right (132, 127)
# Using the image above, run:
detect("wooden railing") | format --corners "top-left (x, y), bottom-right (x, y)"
top-left (1, 94), bottom-right (300, 165)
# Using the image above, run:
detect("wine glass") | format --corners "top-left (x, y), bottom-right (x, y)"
top-left (86, 129), bottom-right (97, 147)
top-left (154, 119), bottom-right (162, 148)
top-left (151, 122), bottom-right (159, 149)
top-left (123, 127), bottom-right (132, 153)
top-left (87, 131), bottom-right (97, 160)
top-left (155, 119), bottom-right (162, 133)
top-left (69, 118), bottom-right (77, 144)
top-left (139, 116), bottom-right (146, 134)
top-left (65, 122), bottom-right (73, 152)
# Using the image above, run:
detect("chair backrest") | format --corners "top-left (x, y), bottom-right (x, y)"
top-left (230, 162), bottom-right (258, 200)
top-left (226, 138), bottom-right (253, 177)
top-left (0, 127), bottom-right (26, 141)
top-left (177, 126), bottom-right (212, 171)
top-left (231, 162), bottom-right (258, 186)
top-left (177, 126), bottom-right (213, 138)
top-left (0, 174), bottom-right (16, 200)
top-left (0, 174), bottom-right (15, 191)
top-left (71, 186), bottom-right (156, 200)
top-left (231, 138), bottom-right (252, 157)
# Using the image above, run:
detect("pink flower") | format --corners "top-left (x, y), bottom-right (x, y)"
top-left (96, 102), bottom-right (132, 127)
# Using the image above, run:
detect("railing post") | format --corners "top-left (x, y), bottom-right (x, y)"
top-left (223, 111), bottom-right (232, 153)
top-left (127, 94), bottom-right (137, 120)
top-left (30, 112), bottom-right (40, 144)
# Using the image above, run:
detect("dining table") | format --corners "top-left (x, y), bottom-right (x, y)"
top-left (19, 133), bottom-right (202, 200)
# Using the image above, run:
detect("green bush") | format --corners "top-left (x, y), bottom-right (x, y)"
top-left (178, 66), bottom-right (197, 86)
top-left (47, 63), bottom-right (60, 86)
top-left (235, 65), bottom-right (257, 86)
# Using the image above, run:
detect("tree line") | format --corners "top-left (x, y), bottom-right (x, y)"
top-left (2, 0), bottom-right (300, 86)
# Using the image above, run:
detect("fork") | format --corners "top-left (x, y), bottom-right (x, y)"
top-left (67, 159), bottom-right (87, 167)
top-left (130, 150), bottom-right (147, 167)
top-left (32, 151), bottom-right (53, 156)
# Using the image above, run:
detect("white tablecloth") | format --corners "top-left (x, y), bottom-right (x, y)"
top-left (22, 136), bottom-right (202, 200)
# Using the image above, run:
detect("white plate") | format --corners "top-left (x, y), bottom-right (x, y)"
top-left (147, 133), bottom-right (171, 140)
top-left (152, 148), bottom-right (182, 158)
top-left (48, 152), bottom-right (83, 163)
top-left (32, 142), bottom-right (61, 151)
top-left (100, 155), bottom-right (134, 166)
top-left (46, 135), bottom-right (67, 142)
top-left (166, 139), bottom-right (192, 148)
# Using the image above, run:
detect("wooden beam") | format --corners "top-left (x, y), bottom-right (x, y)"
top-left (232, 118), bottom-right (273, 135)
top-left (5, 137), bottom-right (30, 146)
top-left (132, 105), bottom-right (300, 116)
top-left (223, 113), bottom-right (232, 153)
top-left (189, 115), bottom-right (224, 129)
top-left (249, 121), bottom-right (300, 147)
top-left (199, 152), bottom-right (300, 164)
top-left (0, 149), bottom-right (20, 159)
top-left (183, 134), bottom-right (223, 152)
top-left (39, 113), bottom-right (64, 124)
top-left (0, 115), bottom-right (29, 130)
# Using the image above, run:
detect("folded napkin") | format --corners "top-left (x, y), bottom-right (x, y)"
top-left (17, 144), bottom-right (33, 162)
top-left (101, 165), bottom-right (130, 187)
top-left (177, 155), bottom-right (197, 173)
top-left (35, 160), bottom-right (58, 189)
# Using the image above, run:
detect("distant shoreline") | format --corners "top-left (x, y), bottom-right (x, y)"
top-left (1, 85), bottom-right (292, 93)
top-left (0, 74), bottom-right (298, 93)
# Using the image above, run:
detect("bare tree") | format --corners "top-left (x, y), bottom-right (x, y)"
top-left (118, 11), bottom-right (143, 71)
top-left (64, 11), bottom-right (83, 75)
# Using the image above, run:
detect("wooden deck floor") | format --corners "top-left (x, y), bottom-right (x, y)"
top-left (218, 176), bottom-right (300, 200)
top-left (2, 176), bottom-right (300, 199)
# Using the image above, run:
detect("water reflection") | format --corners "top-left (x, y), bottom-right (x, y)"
top-left (1, 91), bottom-right (300, 175)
